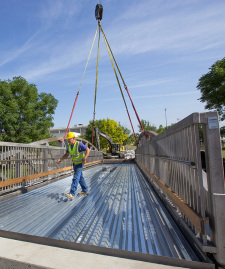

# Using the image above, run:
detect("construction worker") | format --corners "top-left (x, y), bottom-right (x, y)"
top-left (57, 132), bottom-right (90, 200)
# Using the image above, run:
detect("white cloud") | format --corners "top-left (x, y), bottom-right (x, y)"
top-left (0, 30), bottom-right (41, 68)
top-left (131, 79), bottom-right (173, 89)
top-left (105, 0), bottom-right (225, 56)
top-left (97, 91), bottom-right (198, 102)
top-left (1, 0), bottom-right (225, 85)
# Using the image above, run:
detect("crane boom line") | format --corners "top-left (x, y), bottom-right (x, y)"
top-left (99, 23), bottom-right (148, 138)
top-left (100, 24), bottom-right (137, 143)
top-left (92, 23), bottom-right (101, 146)
top-left (61, 25), bottom-right (99, 142)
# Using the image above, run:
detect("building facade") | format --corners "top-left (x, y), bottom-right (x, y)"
top-left (49, 124), bottom-right (88, 137)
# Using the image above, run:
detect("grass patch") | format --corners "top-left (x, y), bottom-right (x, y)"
top-left (125, 145), bottom-right (137, 150)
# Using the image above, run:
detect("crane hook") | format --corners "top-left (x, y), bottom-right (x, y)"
top-left (95, 4), bottom-right (103, 21)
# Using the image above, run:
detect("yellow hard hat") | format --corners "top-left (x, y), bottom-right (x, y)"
top-left (66, 132), bottom-right (76, 139)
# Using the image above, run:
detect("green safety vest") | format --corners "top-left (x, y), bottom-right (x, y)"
top-left (67, 141), bottom-right (85, 165)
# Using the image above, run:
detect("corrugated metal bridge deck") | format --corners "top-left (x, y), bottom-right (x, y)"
top-left (0, 163), bottom-right (201, 263)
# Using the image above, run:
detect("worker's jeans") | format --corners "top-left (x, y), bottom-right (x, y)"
top-left (70, 163), bottom-right (88, 196)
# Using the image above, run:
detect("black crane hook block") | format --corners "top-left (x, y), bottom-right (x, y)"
top-left (95, 4), bottom-right (103, 21)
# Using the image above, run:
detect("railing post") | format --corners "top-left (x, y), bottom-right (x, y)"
top-left (43, 148), bottom-right (49, 181)
top-left (201, 112), bottom-right (225, 267)
top-left (15, 149), bottom-right (22, 178)
top-left (212, 193), bottom-right (225, 267)
top-left (43, 148), bottom-right (48, 172)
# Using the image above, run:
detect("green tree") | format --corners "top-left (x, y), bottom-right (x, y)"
top-left (125, 133), bottom-right (136, 145)
top-left (84, 118), bottom-right (128, 149)
top-left (118, 122), bottom-right (137, 145)
top-left (197, 57), bottom-right (225, 121)
top-left (157, 124), bottom-right (167, 134)
top-left (139, 120), bottom-right (157, 133)
top-left (139, 120), bottom-right (173, 135)
top-left (0, 76), bottom-right (58, 143)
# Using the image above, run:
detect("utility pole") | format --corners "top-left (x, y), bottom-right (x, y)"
top-left (165, 108), bottom-right (167, 129)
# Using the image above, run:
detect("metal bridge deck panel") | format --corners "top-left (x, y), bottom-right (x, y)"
top-left (0, 163), bottom-right (200, 262)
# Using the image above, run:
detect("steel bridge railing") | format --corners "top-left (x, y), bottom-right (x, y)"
top-left (135, 112), bottom-right (225, 267)
top-left (0, 139), bottom-right (103, 195)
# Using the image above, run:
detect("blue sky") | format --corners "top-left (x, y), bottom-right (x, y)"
top-left (1, 0), bottom-right (225, 132)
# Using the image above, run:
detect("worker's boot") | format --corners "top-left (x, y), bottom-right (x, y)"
top-left (65, 193), bottom-right (74, 200)
top-left (78, 191), bottom-right (89, 196)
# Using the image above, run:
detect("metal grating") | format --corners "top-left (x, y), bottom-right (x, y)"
top-left (0, 163), bottom-right (201, 262)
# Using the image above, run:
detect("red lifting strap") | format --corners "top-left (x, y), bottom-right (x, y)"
top-left (124, 85), bottom-right (150, 139)
top-left (60, 93), bottom-right (79, 142)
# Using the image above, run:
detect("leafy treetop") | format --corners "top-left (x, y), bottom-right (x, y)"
top-left (84, 118), bottom-right (128, 149)
top-left (139, 119), bottom-right (169, 134)
top-left (0, 76), bottom-right (58, 143)
top-left (197, 57), bottom-right (225, 121)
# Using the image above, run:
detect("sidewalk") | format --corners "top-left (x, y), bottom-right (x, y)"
top-left (0, 237), bottom-right (189, 269)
